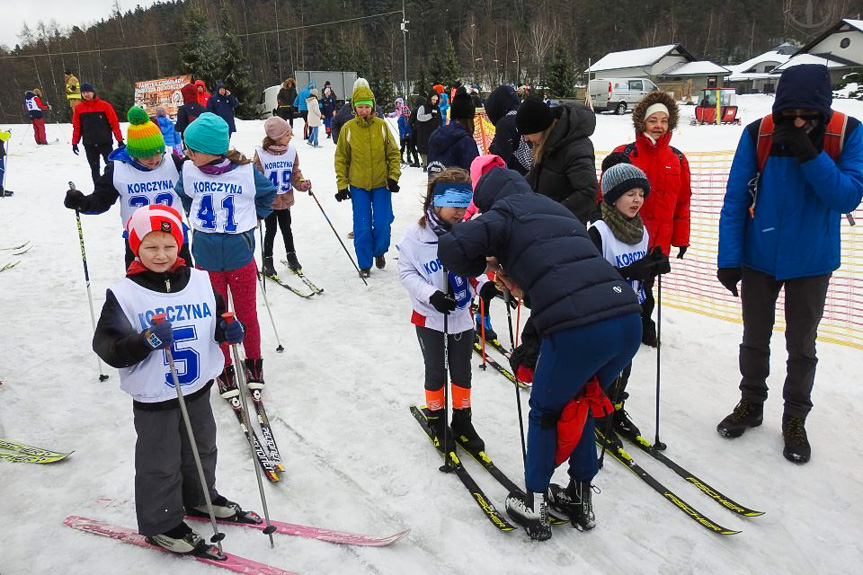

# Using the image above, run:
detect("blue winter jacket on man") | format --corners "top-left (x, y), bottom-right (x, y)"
top-left (293, 83), bottom-right (315, 112)
top-left (719, 69), bottom-right (863, 281)
top-left (206, 83), bottom-right (240, 133)
top-left (427, 122), bottom-right (479, 171)
top-left (438, 168), bottom-right (641, 337)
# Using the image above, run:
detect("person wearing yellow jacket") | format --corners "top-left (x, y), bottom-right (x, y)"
top-left (334, 81), bottom-right (401, 277)
top-left (64, 71), bottom-right (83, 110)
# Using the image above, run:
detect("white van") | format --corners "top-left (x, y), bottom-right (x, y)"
top-left (589, 78), bottom-right (659, 114)
top-left (255, 85), bottom-right (281, 119)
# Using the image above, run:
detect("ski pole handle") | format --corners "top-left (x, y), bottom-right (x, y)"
top-left (69, 181), bottom-right (77, 191)
top-left (221, 312), bottom-right (236, 324)
top-left (151, 313), bottom-right (167, 325)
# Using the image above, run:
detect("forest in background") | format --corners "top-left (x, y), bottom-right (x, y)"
top-left (0, 0), bottom-right (860, 122)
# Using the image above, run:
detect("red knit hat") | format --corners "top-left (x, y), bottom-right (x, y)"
top-left (126, 204), bottom-right (185, 257)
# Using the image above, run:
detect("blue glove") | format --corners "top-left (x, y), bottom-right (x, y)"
top-left (220, 319), bottom-right (245, 344)
top-left (72, 144), bottom-right (79, 155)
top-left (143, 321), bottom-right (173, 350)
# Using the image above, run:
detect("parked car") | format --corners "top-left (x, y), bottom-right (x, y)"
top-left (256, 85), bottom-right (281, 119)
top-left (589, 77), bottom-right (659, 114)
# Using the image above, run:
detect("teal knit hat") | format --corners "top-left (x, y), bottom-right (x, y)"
top-left (183, 112), bottom-right (230, 155)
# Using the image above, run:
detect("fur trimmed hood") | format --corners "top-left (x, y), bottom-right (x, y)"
top-left (632, 91), bottom-right (679, 133)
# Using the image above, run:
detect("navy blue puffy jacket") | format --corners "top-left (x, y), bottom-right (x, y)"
top-left (427, 122), bottom-right (480, 171)
top-left (438, 168), bottom-right (641, 336)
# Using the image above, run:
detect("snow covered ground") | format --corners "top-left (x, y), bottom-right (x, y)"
top-left (1, 95), bottom-right (862, 574)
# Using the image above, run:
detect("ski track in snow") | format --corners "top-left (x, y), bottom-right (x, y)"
top-left (2, 94), bottom-right (863, 574)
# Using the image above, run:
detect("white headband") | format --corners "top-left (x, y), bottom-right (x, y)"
top-left (644, 103), bottom-right (669, 121)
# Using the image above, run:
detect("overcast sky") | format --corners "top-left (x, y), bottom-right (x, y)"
top-left (1, 0), bottom-right (165, 49)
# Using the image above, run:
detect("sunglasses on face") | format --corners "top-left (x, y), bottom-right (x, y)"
top-left (781, 112), bottom-right (820, 122)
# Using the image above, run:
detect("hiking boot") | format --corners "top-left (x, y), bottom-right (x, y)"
top-left (716, 398), bottom-right (763, 438)
top-left (359, 268), bottom-right (371, 279)
top-left (612, 405), bottom-right (642, 441)
top-left (261, 256), bottom-right (276, 278)
top-left (147, 522), bottom-right (224, 559)
top-left (216, 365), bottom-right (238, 398)
top-left (425, 408), bottom-right (453, 453)
top-left (547, 480), bottom-right (596, 531)
top-left (244, 358), bottom-right (264, 390)
top-left (188, 496), bottom-right (262, 524)
top-left (450, 408), bottom-right (485, 454)
top-left (505, 491), bottom-right (552, 541)
top-left (285, 252), bottom-right (302, 272)
top-left (375, 254), bottom-right (386, 269)
top-left (782, 414), bottom-right (811, 464)
top-left (474, 312), bottom-right (498, 342)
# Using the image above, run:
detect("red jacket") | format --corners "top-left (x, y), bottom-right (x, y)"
top-left (194, 80), bottom-right (211, 107)
top-left (613, 131), bottom-right (691, 254)
top-left (72, 96), bottom-right (124, 146)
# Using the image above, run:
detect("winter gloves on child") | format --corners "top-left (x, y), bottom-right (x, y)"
top-left (143, 321), bottom-right (174, 350)
top-left (429, 290), bottom-right (457, 314)
top-left (219, 319), bottom-right (245, 344)
top-left (619, 246), bottom-right (671, 281)
top-left (717, 268), bottom-right (743, 297)
top-left (335, 188), bottom-right (351, 202)
top-left (64, 188), bottom-right (85, 210)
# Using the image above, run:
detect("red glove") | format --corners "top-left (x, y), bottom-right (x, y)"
top-left (516, 366), bottom-right (535, 384)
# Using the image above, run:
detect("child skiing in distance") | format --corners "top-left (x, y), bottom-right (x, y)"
top-left (334, 82), bottom-right (401, 277)
top-left (92, 204), bottom-right (258, 557)
top-left (154, 106), bottom-right (183, 157)
top-left (254, 116), bottom-right (311, 276)
top-left (63, 106), bottom-right (190, 268)
top-left (396, 168), bottom-right (490, 450)
top-left (587, 162), bottom-right (670, 448)
top-left (24, 89), bottom-right (50, 145)
top-left (174, 113), bottom-right (276, 391)
top-left (305, 88), bottom-right (322, 148)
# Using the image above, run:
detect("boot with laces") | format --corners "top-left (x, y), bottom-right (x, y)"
top-left (716, 398), bottom-right (763, 438)
top-left (782, 414), bottom-right (811, 464)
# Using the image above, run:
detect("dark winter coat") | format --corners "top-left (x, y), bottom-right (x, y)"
top-left (206, 83), bottom-right (240, 133)
top-left (415, 96), bottom-right (442, 155)
top-left (611, 90), bottom-right (691, 254)
top-left (321, 91), bottom-right (338, 117)
top-left (277, 86), bottom-right (297, 109)
top-left (485, 85), bottom-right (529, 174)
top-left (427, 121), bottom-right (480, 171)
top-left (72, 96), bottom-right (124, 147)
top-left (438, 168), bottom-right (641, 337)
top-left (176, 84), bottom-right (205, 134)
top-left (526, 102), bottom-right (598, 224)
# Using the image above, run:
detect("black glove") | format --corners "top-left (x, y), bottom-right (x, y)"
top-left (220, 319), bottom-right (245, 344)
top-left (509, 318), bottom-right (540, 372)
top-left (335, 188), bottom-right (351, 202)
top-left (429, 290), bottom-right (457, 314)
top-left (479, 282), bottom-right (501, 312)
top-left (771, 122), bottom-right (818, 163)
top-left (648, 246), bottom-right (672, 276)
top-left (677, 246), bottom-right (688, 259)
top-left (72, 144), bottom-right (79, 155)
top-left (64, 189), bottom-right (85, 210)
top-left (618, 257), bottom-right (654, 281)
top-left (387, 178), bottom-right (400, 193)
top-left (143, 321), bottom-right (174, 350)
top-left (717, 267), bottom-right (743, 297)
top-left (117, 141), bottom-right (126, 149)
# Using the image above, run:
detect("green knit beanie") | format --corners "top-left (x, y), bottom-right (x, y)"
top-left (182, 112), bottom-right (230, 156)
top-left (126, 106), bottom-right (165, 159)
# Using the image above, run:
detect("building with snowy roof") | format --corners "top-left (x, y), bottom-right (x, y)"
top-left (586, 44), bottom-right (729, 93)
top-left (775, 19), bottom-right (863, 82)
top-left (725, 43), bottom-right (796, 94)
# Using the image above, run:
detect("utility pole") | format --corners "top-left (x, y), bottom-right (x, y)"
top-left (401, 0), bottom-right (409, 95)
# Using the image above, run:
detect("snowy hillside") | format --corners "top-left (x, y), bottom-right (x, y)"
top-left (1, 95), bottom-right (862, 574)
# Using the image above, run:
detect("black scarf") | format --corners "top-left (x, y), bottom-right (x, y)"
top-left (426, 207), bottom-right (451, 237)
top-left (600, 202), bottom-right (645, 245)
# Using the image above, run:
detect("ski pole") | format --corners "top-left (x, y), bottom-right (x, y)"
top-left (255, 222), bottom-right (285, 353)
top-left (306, 185), bottom-right (367, 286)
top-left (478, 298), bottom-right (487, 371)
top-left (503, 289), bottom-right (528, 468)
top-left (597, 374), bottom-right (624, 469)
top-left (221, 304), bottom-right (277, 547)
top-left (439, 267), bottom-right (454, 473)
top-left (71, 181), bottom-right (109, 382)
top-left (150, 313), bottom-right (225, 553)
top-left (654, 274), bottom-right (666, 451)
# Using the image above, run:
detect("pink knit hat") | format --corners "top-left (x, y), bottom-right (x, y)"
top-left (264, 116), bottom-right (292, 140)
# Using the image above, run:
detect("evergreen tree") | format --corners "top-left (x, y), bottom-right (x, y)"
top-left (370, 67), bottom-right (395, 111)
top-left (218, 3), bottom-right (254, 118)
top-left (180, 3), bottom-right (220, 90)
top-left (546, 42), bottom-right (575, 98)
top-left (442, 33), bottom-right (460, 88)
top-left (427, 40), bottom-right (444, 86)
top-left (413, 66), bottom-right (429, 98)
top-left (106, 75), bottom-right (135, 119)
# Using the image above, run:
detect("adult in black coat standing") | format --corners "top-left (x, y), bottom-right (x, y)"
top-left (276, 78), bottom-right (298, 125)
top-left (437, 166), bottom-right (641, 541)
top-left (485, 85), bottom-right (531, 175)
top-left (206, 82), bottom-right (240, 134)
top-left (415, 92), bottom-right (442, 168)
top-left (517, 99), bottom-right (599, 224)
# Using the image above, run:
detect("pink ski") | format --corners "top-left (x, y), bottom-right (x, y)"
top-left (63, 516), bottom-right (300, 575)
top-left (187, 515), bottom-right (410, 547)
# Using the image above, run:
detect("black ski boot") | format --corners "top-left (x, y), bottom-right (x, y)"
top-left (375, 254), bottom-right (386, 269)
top-left (261, 256), bottom-right (276, 278)
top-left (450, 408), bottom-right (485, 454)
top-left (547, 480), bottom-right (596, 531)
top-left (716, 398), bottom-right (763, 438)
top-left (285, 251), bottom-right (302, 272)
top-left (216, 365), bottom-right (238, 398)
top-left (782, 414), bottom-right (811, 463)
top-left (188, 496), bottom-right (262, 524)
top-left (505, 491), bottom-right (552, 541)
top-left (244, 358), bottom-right (264, 390)
top-left (612, 403), bottom-right (642, 441)
top-left (425, 408), bottom-right (453, 453)
top-left (147, 522), bottom-right (225, 559)
top-left (641, 319), bottom-right (657, 347)
top-left (594, 420), bottom-right (624, 453)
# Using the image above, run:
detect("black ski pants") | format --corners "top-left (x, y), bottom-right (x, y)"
top-left (85, 143), bottom-right (113, 184)
top-left (276, 106), bottom-right (294, 127)
top-left (133, 387), bottom-right (220, 536)
top-left (416, 325), bottom-right (474, 391)
top-left (263, 208), bottom-right (295, 258)
top-left (738, 267), bottom-right (831, 418)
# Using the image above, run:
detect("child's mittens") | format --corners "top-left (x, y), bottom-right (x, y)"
top-left (143, 322), bottom-right (174, 350)
top-left (297, 179), bottom-right (312, 192)
top-left (220, 319), bottom-right (245, 344)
